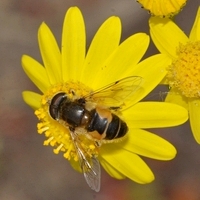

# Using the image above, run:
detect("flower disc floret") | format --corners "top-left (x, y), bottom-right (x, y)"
top-left (167, 41), bottom-right (200, 98)
top-left (35, 82), bottom-right (99, 161)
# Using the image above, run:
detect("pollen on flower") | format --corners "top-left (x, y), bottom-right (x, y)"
top-left (137, 0), bottom-right (187, 17)
top-left (167, 41), bottom-right (200, 98)
top-left (34, 81), bottom-right (99, 162)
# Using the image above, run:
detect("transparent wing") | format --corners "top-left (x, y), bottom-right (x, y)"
top-left (69, 131), bottom-right (101, 192)
top-left (84, 76), bottom-right (143, 110)
top-left (83, 156), bottom-right (101, 192)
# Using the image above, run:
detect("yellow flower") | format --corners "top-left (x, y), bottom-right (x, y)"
top-left (149, 7), bottom-right (200, 143)
top-left (22, 7), bottom-right (188, 189)
top-left (137, 0), bottom-right (187, 17)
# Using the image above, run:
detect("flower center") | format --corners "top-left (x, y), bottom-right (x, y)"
top-left (35, 81), bottom-right (99, 162)
top-left (167, 41), bottom-right (200, 98)
top-left (137, 0), bottom-right (187, 17)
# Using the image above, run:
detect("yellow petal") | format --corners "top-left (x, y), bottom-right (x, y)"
top-left (22, 91), bottom-right (41, 110)
top-left (22, 55), bottom-right (50, 93)
top-left (100, 144), bottom-right (154, 184)
top-left (137, 0), bottom-right (187, 17)
top-left (116, 129), bottom-right (176, 160)
top-left (124, 54), bottom-right (170, 103)
top-left (165, 88), bottom-right (188, 110)
top-left (61, 7), bottom-right (86, 82)
top-left (81, 16), bottom-right (121, 87)
top-left (99, 158), bottom-right (126, 179)
top-left (124, 102), bottom-right (188, 128)
top-left (38, 22), bottom-right (62, 84)
top-left (188, 99), bottom-right (200, 144)
top-left (189, 7), bottom-right (200, 41)
top-left (160, 77), bottom-right (169, 84)
top-left (149, 17), bottom-right (189, 59)
top-left (69, 159), bottom-right (82, 173)
top-left (93, 33), bottom-right (150, 86)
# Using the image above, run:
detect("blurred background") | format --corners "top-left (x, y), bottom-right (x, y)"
top-left (0, 0), bottom-right (200, 199)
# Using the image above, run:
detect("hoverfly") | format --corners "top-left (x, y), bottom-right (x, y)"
top-left (49, 76), bottom-right (143, 192)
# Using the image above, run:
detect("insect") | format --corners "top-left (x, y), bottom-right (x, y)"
top-left (48, 76), bottom-right (143, 192)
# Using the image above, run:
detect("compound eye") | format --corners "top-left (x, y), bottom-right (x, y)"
top-left (49, 92), bottom-right (66, 120)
